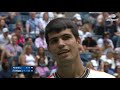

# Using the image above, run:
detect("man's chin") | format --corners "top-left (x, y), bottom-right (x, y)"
top-left (58, 57), bottom-right (73, 64)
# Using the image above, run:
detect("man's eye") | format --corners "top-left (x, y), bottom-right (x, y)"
top-left (49, 39), bottom-right (58, 44)
top-left (62, 35), bottom-right (71, 40)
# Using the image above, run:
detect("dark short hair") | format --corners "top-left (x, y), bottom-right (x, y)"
top-left (45, 18), bottom-right (79, 45)
top-left (102, 32), bottom-right (110, 38)
top-left (40, 30), bottom-right (45, 35)
top-left (25, 37), bottom-right (32, 42)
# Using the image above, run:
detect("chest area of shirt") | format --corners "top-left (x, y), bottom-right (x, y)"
top-left (9, 45), bottom-right (20, 52)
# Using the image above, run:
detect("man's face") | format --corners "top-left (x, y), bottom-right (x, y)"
top-left (114, 53), bottom-right (120, 60)
top-left (28, 38), bottom-right (33, 44)
top-left (16, 22), bottom-right (22, 28)
top-left (3, 32), bottom-right (8, 37)
top-left (38, 48), bottom-right (44, 54)
top-left (116, 66), bottom-right (120, 74)
top-left (30, 12), bottom-right (36, 19)
top-left (43, 12), bottom-right (49, 21)
top-left (12, 36), bottom-right (18, 44)
top-left (48, 29), bottom-right (80, 66)
top-left (0, 19), bottom-right (5, 26)
top-left (15, 30), bottom-right (21, 37)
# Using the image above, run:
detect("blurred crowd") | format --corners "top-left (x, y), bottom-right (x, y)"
top-left (0, 12), bottom-right (120, 78)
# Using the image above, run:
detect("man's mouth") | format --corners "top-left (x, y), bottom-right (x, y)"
top-left (58, 50), bottom-right (70, 55)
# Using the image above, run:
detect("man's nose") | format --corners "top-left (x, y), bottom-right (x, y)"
top-left (58, 38), bottom-right (65, 49)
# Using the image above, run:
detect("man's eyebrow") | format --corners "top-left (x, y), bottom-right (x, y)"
top-left (49, 34), bottom-right (72, 41)
top-left (49, 37), bottom-right (58, 41)
top-left (62, 34), bottom-right (72, 37)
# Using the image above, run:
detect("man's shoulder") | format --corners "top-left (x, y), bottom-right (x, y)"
top-left (5, 44), bottom-right (11, 47)
top-left (47, 68), bottom-right (115, 78)
top-left (87, 69), bottom-right (115, 78)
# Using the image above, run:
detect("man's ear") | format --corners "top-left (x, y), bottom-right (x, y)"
top-left (76, 37), bottom-right (85, 52)
top-left (76, 37), bottom-right (81, 44)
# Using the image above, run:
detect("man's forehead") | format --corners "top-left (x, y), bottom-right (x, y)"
top-left (48, 29), bottom-right (72, 39)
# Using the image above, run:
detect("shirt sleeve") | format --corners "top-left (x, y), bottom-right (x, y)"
top-left (35, 38), bottom-right (40, 48)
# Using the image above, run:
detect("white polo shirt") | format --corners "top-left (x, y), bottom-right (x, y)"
top-left (48, 68), bottom-right (115, 78)
top-left (0, 34), bottom-right (11, 47)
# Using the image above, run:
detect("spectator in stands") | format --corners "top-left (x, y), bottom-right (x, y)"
top-left (0, 45), bottom-right (13, 60)
top-left (82, 32), bottom-right (100, 53)
top-left (101, 50), bottom-right (115, 70)
top-left (82, 23), bottom-right (92, 34)
top-left (72, 13), bottom-right (84, 41)
top-left (0, 19), bottom-right (7, 34)
top-left (36, 47), bottom-right (48, 66)
top-left (38, 12), bottom-right (55, 21)
top-left (93, 13), bottom-right (105, 36)
top-left (90, 51), bottom-right (104, 71)
top-left (19, 44), bottom-right (38, 78)
top-left (0, 46), bottom-right (13, 71)
top-left (0, 13), bottom-right (8, 20)
top-left (0, 60), bottom-right (12, 78)
top-left (82, 23), bottom-right (93, 41)
top-left (5, 35), bottom-right (23, 67)
top-left (102, 39), bottom-right (113, 55)
top-left (35, 56), bottom-right (50, 78)
top-left (103, 12), bottom-right (117, 39)
top-left (15, 21), bottom-right (24, 34)
top-left (6, 12), bottom-right (20, 33)
top-left (5, 35), bottom-right (23, 56)
top-left (114, 65), bottom-right (120, 78)
top-left (72, 13), bottom-right (82, 26)
top-left (15, 12), bottom-right (22, 22)
top-left (25, 37), bottom-right (37, 54)
top-left (114, 48), bottom-right (120, 66)
top-left (112, 18), bottom-right (120, 47)
top-left (103, 61), bottom-right (115, 75)
top-left (19, 44), bottom-right (38, 66)
top-left (12, 27), bottom-right (25, 47)
top-left (97, 32), bottom-right (114, 54)
top-left (35, 47), bottom-right (51, 78)
top-left (47, 60), bottom-right (56, 71)
top-left (0, 28), bottom-right (11, 47)
top-left (26, 12), bottom-right (43, 37)
top-left (77, 24), bottom-right (84, 42)
top-left (35, 30), bottom-right (47, 50)
top-left (39, 12), bottom-right (50, 31)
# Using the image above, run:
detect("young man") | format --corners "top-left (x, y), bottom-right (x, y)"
top-left (45, 18), bottom-right (115, 78)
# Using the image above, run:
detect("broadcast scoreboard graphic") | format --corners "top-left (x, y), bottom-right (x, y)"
top-left (12, 66), bottom-right (34, 73)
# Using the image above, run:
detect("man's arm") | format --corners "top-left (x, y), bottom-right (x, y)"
top-left (26, 21), bottom-right (30, 34)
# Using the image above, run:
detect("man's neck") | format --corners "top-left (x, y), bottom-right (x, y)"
top-left (12, 43), bottom-right (17, 46)
top-left (57, 58), bottom-right (85, 78)
top-left (31, 18), bottom-right (35, 20)
top-left (40, 36), bottom-right (44, 39)
top-left (3, 34), bottom-right (7, 39)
